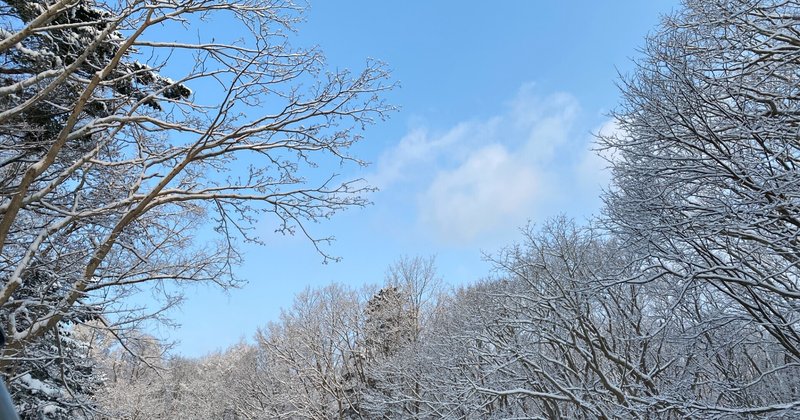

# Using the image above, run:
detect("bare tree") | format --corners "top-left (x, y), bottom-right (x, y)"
top-left (255, 284), bottom-right (364, 419)
top-left (89, 329), bottom-right (174, 420)
top-left (354, 256), bottom-right (444, 418)
top-left (600, 0), bottom-right (800, 414)
top-left (411, 218), bottom-right (800, 418)
top-left (603, 0), bottom-right (800, 356)
top-left (0, 0), bottom-right (392, 414)
top-left (384, 255), bottom-right (443, 342)
top-left (420, 220), bottom-right (668, 418)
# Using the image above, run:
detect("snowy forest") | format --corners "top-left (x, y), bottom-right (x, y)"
top-left (2, 0), bottom-right (800, 418)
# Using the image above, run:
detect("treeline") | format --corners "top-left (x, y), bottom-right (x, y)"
top-left (87, 218), bottom-right (799, 418)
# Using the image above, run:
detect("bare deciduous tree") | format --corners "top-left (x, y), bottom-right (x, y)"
top-left (0, 0), bottom-right (392, 414)
top-left (255, 284), bottom-right (364, 419)
top-left (600, 0), bottom-right (800, 414)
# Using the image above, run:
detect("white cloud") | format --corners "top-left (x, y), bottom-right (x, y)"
top-left (370, 119), bottom-right (496, 189)
top-left (372, 84), bottom-right (614, 244)
top-left (420, 144), bottom-right (541, 241)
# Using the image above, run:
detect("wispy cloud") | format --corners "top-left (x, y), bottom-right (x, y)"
top-left (420, 143), bottom-right (541, 242)
top-left (371, 84), bottom-right (613, 244)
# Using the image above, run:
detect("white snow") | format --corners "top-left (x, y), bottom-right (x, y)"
top-left (19, 374), bottom-right (62, 398)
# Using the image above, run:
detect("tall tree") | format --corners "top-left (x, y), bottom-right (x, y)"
top-left (601, 0), bottom-right (800, 414)
top-left (384, 256), bottom-right (443, 343)
top-left (358, 257), bottom-right (443, 418)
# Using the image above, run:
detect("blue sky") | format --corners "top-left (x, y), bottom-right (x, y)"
top-left (168, 1), bottom-right (679, 357)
